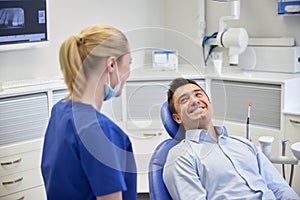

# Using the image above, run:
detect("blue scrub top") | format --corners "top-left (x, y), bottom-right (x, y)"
top-left (41, 100), bottom-right (137, 200)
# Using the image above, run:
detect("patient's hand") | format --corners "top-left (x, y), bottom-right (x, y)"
top-left (0, 8), bottom-right (24, 27)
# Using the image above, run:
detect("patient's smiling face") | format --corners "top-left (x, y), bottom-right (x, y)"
top-left (172, 83), bottom-right (213, 130)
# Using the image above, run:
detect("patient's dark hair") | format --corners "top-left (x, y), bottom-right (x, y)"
top-left (167, 78), bottom-right (208, 114)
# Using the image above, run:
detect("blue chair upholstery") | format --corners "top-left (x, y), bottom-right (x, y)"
top-left (148, 101), bottom-right (185, 200)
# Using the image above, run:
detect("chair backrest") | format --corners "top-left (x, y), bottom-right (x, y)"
top-left (148, 101), bottom-right (185, 200)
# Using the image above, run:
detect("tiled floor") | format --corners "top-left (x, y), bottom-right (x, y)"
top-left (138, 193), bottom-right (150, 200)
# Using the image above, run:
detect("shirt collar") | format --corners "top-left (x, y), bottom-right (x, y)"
top-left (185, 126), bottom-right (228, 143)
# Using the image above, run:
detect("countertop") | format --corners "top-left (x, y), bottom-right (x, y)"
top-left (1, 65), bottom-right (300, 98)
top-left (284, 107), bottom-right (300, 116)
top-left (129, 64), bottom-right (300, 84)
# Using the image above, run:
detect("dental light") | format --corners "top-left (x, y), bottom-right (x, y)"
top-left (214, 0), bottom-right (248, 66)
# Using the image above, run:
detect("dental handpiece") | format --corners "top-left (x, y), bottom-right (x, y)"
top-left (246, 102), bottom-right (252, 140)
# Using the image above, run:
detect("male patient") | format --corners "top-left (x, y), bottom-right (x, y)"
top-left (163, 77), bottom-right (299, 200)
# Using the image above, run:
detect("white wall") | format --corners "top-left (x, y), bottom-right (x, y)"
top-left (0, 0), bottom-right (165, 81)
top-left (164, 0), bottom-right (300, 43)
top-left (164, 0), bottom-right (300, 67)
top-left (206, 0), bottom-right (300, 44)
top-left (1, 0), bottom-right (299, 82)
top-left (164, 0), bottom-right (203, 67)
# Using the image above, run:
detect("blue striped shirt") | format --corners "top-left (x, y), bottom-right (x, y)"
top-left (163, 126), bottom-right (299, 200)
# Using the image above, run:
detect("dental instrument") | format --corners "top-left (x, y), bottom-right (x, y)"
top-left (282, 140), bottom-right (288, 180)
top-left (246, 102), bottom-right (252, 141)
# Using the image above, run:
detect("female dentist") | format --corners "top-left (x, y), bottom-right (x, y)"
top-left (41, 24), bottom-right (136, 200)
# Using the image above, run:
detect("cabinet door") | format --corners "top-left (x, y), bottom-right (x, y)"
top-left (0, 93), bottom-right (49, 146)
top-left (125, 79), bottom-right (206, 131)
top-left (285, 114), bottom-right (300, 195)
top-left (125, 80), bottom-right (169, 130)
top-left (210, 80), bottom-right (281, 129)
top-left (53, 89), bottom-right (68, 104)
top-left (125, 79), bottom-right (205, 192)
top-left (52, 89), bottom-right (123, 122)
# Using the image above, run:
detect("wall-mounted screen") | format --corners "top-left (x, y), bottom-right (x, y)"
top-left (0, 0), bottom-right (49, 51)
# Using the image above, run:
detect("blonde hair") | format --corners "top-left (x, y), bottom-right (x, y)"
top-left (59, 24), bottom-right (129, 100)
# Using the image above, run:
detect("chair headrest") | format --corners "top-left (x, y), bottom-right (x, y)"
top-left (160, 101), bottom-right (185, 140)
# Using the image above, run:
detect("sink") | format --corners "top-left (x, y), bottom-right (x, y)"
top-left (291, 142), bottom-right (300, 160)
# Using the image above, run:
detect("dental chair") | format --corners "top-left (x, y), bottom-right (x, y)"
top-left (148, 101), bottom-right (185, 200)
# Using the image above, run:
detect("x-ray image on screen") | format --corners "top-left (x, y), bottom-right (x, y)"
top-left (0, 8), bottom-right (25, 28)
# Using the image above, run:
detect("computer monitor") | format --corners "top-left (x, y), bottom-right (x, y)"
top-left (0, 0), bottom-right (49, 51)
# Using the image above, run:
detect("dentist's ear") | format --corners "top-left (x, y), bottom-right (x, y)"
top-left (106, 56), bottom-right (117, 72)
top-left (172, 113), bottom-right (182, 124)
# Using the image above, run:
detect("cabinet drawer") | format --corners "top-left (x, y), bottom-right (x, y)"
top-left (284, 114), bottom-right (300, 195)
top-left (285, 114), bottom-right (300, 142)
top-left (0, 168), bottom-right (43, 197)
top-left (0, 138), bottom-right (43, 157)
top-left (0, 149), bottom-right (42, 177)
top-left (0, 185), bottom-right (46, 200)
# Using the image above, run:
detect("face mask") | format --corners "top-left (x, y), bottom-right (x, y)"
top-left (104, 62), bottom-right (122, 101)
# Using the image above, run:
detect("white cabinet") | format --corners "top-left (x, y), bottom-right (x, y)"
top-left (210, 80), bottom-right (281, 129)
top-left (207, 73), bottom-right (300, 157)
top-left (0, 186), bottom-right (46, 200)
top-left (208, 79), bottom-right (283, 148)
top-left (0, 92), bottom-right (49, 199)
top-left (0, 138), bottom-right (46, 199)
top-left (124, 80), bottom-right (171, 192)
top-left (207, 73), bottom-right (300, 195)
top-left (125, 79), bottom-right (206, 192)
top-left (52, 89), bottom-right (68, 105)
top-left (0, 93), bottom-right (49, 146)
top-left (284, 113), bottom-right (300, 195)
top-left (0, 80), bottom-right (66, 199)
top-left (0, 70), bottom-right (299, 195)
top-left (208, 78), bottom-right (283, 152)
